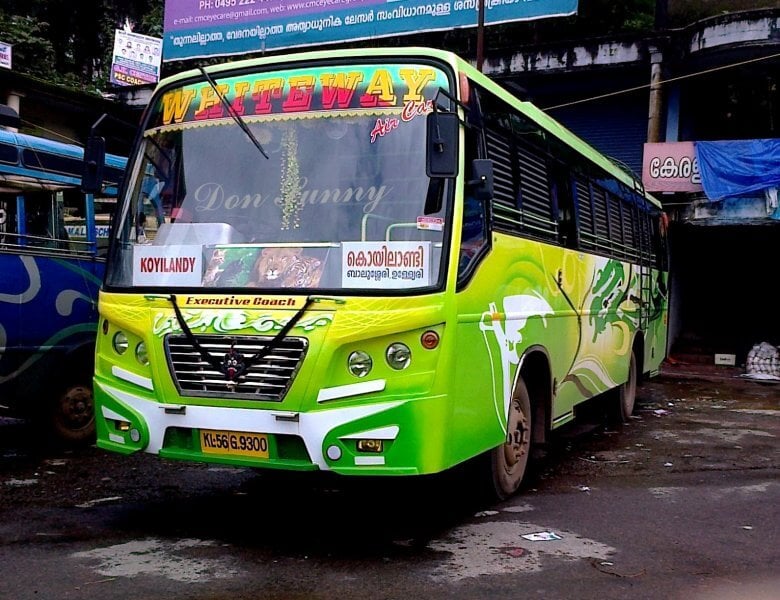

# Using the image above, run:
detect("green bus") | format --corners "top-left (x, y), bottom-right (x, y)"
top-left (89, 47), bottom-right (668, 499)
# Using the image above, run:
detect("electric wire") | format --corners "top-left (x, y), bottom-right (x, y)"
top-left (543, 51), bottom-right (780, 111)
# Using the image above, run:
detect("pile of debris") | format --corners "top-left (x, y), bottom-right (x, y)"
top-left (744, 342), bottom-right (780, 380)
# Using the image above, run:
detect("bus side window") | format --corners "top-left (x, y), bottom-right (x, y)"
top-left (25, 192), bottom-right (55, 248)
top-left (459, 193), bottom-right (487, 275)
top-left (26, 191), bottom-right (71, 250)
top-left (0, 196), bottom-right (18, 246)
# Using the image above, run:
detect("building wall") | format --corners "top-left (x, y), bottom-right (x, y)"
top-left (0, 70), bottom-right (136, 154)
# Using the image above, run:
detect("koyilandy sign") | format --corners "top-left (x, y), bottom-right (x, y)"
top-left (162, 0), bottom-right (578, 61)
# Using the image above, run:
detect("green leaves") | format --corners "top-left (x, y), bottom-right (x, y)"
top-left (0, 0), bottom-right (163, 95)
top-left (0, 12), bottom-right (55, 79)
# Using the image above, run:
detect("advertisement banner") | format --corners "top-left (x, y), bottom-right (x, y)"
top-left (163, 0), bottom-right (578, 61)
top-left (0, 41), bottom-right (11, 70)
top-left (111, 30), bottom-right (163, 86)
top-left (642, 142), bottom-right (703, 193)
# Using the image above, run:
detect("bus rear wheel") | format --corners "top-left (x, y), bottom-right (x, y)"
top-left (610, 350), bottom-right (638, 424)
top-left (51, 383), bottom-right (96, 446)
top-left (490, 379), bottom-right (532, 501)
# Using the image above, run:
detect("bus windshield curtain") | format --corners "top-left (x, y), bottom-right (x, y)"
top-left (695, 139), bottom-right (780, 200)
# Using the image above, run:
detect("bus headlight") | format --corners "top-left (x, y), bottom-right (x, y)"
top-left (135, 342), bottom-right (149, 366)
top-left (347, 351), bottom-right (372, 378)
top-left (112, 331), bottom-right (129, 355)
top-left (386, 343), bottom-right (411, 370)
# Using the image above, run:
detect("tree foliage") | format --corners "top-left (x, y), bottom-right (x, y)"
top-left (0, 0), bottom-right (163, 94)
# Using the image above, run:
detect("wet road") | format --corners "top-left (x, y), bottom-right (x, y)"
top-left (1, 375), bottom-right (778, 600)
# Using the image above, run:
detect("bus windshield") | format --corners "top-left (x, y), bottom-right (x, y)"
top-left (107, 62), bottom-right (453, 293)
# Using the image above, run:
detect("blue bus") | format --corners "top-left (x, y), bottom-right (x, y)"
top-left (0, 127), bottom-right (126, 444)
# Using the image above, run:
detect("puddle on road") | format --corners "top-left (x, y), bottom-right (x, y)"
top-left (428, 519), bottom-right (614, 581)
top-left (661, 427), bottom-right (775, 445)
top-left (72, 538), bottom-right (240, 583)
top-left (650, 481), bottom-right (777, 502)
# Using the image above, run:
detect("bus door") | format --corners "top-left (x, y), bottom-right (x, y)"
top-left (637, 209), bottom-right (656, 332)
top-left (0, 194), bottom-right (18, 245)
top-left (0, 194), bottom-right (23, 377)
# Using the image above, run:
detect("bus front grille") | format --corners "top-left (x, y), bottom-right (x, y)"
top-left (164, 334), bottom-right (308, 401)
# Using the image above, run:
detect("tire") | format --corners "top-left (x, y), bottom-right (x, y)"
top-left (50, 382), bottom-right (96, 446)
top-left (489, 378), bottom-right (533, 501)
top-left (611, 349), bottom-right (638, 424)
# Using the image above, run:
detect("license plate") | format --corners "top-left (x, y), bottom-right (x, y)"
top-left (200, 429), bottom-right (269, 458)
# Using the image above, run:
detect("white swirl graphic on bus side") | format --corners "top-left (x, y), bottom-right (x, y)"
top-left (0, 255), bottom-right (41, 303)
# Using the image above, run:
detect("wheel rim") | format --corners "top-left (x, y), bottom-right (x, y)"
top-left (622, 356), bottom-right (637, 417)
top-left (498, 397), bottom-right (531, 492)
top-left (56, 385), bottom-right (94, 431)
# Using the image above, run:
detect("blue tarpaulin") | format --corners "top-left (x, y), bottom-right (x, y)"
top-left (695, 139), bottom-right (780, 200)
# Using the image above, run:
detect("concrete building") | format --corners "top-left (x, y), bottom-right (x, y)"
top-left (0, 69), bottom-right (137, 155)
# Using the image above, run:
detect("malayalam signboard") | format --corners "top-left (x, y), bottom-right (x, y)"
top-left (0, 41), bottom-right (11, 70)
top-left (111, 30), bottom-right (163, 86)
top-left (341, 241), bottom-right (431, 289)
top-left (163, 0), bottom-right (578, 61)
top-left (642, 142), bottom-right (703, 193)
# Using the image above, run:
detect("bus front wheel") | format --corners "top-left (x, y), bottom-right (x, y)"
top-left (490, 378), bottom-right (532, 501)
top-left (50, 382), bottom-right (96, 446)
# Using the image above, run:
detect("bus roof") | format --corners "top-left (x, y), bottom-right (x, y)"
top-left (0, 128), bottom-right (127, 194)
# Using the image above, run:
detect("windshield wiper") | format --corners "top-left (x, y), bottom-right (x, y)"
top-left (198, 66), bottom-right (269, 159)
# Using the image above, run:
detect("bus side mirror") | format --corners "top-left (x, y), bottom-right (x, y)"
top-left (424, 111), bottom-right (459, 214)
top-left (468, 159), bottom-right (494, 202)
top-left (81, 135), bottom-right (106, 194)
top-left (426, 111), bottom-right (459, 178)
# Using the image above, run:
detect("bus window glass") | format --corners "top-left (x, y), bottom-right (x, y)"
top-left (0, 195), bottom-right (18, 245)
top-left (24, 191), bottom-right (70, 249)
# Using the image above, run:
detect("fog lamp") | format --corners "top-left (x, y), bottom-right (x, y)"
top-left (135, 342), bottom-right (149, 365)
top-left (386, 343), bottom-right (411, 370)
top-left (356, 439), bottom-right (383, 453)
top-left (112, 331), bottom-right (129, 355)
top-left (348, 350), bottom-right (372, 377)
top-left (326, 445), bottom-right (342, 460)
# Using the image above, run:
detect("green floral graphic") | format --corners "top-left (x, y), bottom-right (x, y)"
top-left (152, 309), bottom-right (333, 336)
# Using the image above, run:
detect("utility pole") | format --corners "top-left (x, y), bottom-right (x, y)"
top-left (647, 47), bottom-right (664, 143)
top-left (476, 0), bottom-right (485, 72)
